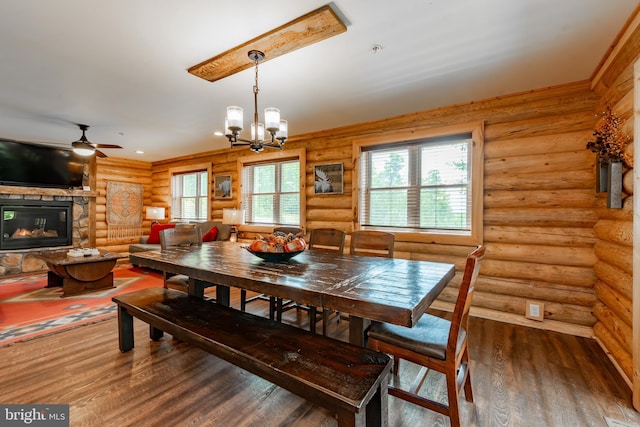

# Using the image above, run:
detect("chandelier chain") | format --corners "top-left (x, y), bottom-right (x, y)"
top-left (253, 55), bottom-right (259, 95)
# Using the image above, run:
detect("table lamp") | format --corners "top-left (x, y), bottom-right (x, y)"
top-left (146, 207), bottom-right (165, 226)
top-left (222, 208), bottom-right (245, 242)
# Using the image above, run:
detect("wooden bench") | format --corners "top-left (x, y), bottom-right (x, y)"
top-left (112, 287), bottom-right (392, 426)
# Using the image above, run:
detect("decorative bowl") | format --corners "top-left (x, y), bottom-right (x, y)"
top-left (245, 247), bottom-right (304, 262)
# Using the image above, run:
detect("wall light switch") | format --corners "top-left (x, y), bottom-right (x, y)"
top-left (525, 300), bottom-right (544, 321)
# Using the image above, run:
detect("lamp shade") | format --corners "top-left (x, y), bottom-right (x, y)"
top-left (276, 120), bottom-right (288, 139)
top-left (146, 207), bottom-right (165, 220)
top-left (222, 208), bottom-right (245, 225)
top-left (226, 106), bottom-right (243, 130)
top-left (264, 108), bottom-right (280, 131)
top-left (251, 123), bottom-right (265, 141)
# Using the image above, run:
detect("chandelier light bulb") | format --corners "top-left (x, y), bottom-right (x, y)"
top-left (226, 106), bottom-right (243, 131)
top-left (277, 120), bottom-right (288, 139)
top-left (224, 118), bottom-right (230, 136)
top-left (251, 123), bottom-right (265, 141)
top-left (264, 108), bottom-right (281, 132)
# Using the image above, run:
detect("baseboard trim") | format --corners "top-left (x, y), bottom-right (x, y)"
top-left (430, 301), bottom-right (594, 338)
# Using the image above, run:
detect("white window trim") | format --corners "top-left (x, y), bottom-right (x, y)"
top-left (237, 148), bottom-right (306, 234)
top-left (352, 122), bottom-right (484, 245)
top-left (169, 162), bottom-right (211, 222)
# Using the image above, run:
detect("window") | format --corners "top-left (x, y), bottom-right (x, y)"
top-left (355, 123), bottom-right (483, 245)
top-left (171, 170), bottom-right (208, 221)
top-left (238, 149), bottom-right (305, 228)
top-left (242, 159), bottom-right (300, 225)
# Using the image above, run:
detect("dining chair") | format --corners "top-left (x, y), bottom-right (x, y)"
top-left (367, 245), bottom-right (485, 427)
top-left (239, 226), bottom-right (305, 320)
top-left (159, 225), bottom-right (202, 293)
top-left (307, 228), bottom-right (346, 335)
top-left (349, 230), bottom-right (395, 258)
top-left (308, 228), bottom-right (346, 253)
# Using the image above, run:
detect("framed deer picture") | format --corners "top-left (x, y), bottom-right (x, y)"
top-left (314, 163), bottom-right (343, 194)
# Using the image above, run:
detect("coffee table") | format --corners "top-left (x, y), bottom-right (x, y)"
top-left (38, 250), bottom-right (126, 297)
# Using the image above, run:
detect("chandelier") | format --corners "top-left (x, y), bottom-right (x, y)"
top-left (225, 50), bottom-right (288, 152)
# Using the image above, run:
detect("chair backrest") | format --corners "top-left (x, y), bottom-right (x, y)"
top-left (273, 226), bottom-right (305, 237)
top-left (308, 228), bottom-right (346, 253)
top-left (349, 231), bottom-right (395, 258)
top-left (160, 226), bottom-right (202, 250)
top-left (447, 245), bottom-right (485, 355)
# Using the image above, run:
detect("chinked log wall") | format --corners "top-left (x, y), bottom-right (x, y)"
top-left (588, 18), bottom-right (640, 384)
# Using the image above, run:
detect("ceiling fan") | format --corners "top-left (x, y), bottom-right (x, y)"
top-left (71, 124), bottom-right (122, 158)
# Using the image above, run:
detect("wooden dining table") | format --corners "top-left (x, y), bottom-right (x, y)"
top-left (129, 241), bottom-right (456, 346)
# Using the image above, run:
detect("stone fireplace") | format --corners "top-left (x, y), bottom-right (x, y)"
top-left (0, 192), bottom-right (91, 276)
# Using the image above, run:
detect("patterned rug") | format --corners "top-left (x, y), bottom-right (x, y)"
top-left (0, 266), bottom-right (163, 346)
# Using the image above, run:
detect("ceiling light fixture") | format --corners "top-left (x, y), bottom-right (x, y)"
top-left (69, 124), bottom-right (122, 157)
top-left (72, 124), bottom-right (96, 156)
top-left (225, 50), bottom-right (288, 153)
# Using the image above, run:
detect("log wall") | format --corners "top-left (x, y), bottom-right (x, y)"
top-left (589, 11), bottom-right (640, 386)
top-left (95, 157), bottom-right (153, 253)
top-left (117, 80), bottom-right (599, 340)
top-left (86, 6), bottom-right (640, 399)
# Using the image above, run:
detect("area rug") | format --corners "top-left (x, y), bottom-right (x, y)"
top-left (0, 266), bottom-right (163, 347)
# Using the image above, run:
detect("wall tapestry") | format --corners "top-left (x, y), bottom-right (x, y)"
top-left (106, 181), bottom-right (143, 241)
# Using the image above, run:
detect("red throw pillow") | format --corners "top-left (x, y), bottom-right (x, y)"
top-left (147, 223), bottom-right (175, 244)
top-left (202, 226), bottom-right (218, 242)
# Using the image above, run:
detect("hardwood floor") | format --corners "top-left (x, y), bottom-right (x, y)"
top-left (1, 288), bottom-right (639, 426)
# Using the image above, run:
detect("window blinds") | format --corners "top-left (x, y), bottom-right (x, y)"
top-left (241, 159), bottom-right (300, 225)
top-left (359, 134), bottom-right (472, 232)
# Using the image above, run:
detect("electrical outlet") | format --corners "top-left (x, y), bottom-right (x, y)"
top-left (525, 300), bottom-right (544, 321)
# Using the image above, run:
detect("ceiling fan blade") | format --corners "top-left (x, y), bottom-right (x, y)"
top-left (93, 143), bottom-right (123, 149)
top-left (95, 149), bottom-right (107, 158)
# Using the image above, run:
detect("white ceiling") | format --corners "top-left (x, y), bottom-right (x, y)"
top-left (0, 0), bottom-right (637, 162)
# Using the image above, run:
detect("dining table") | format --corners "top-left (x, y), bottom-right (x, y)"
top-left (129, 241), bottom-right (456, 346)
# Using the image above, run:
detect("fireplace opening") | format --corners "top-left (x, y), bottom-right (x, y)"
top-left (1, 200), bottom-right (73, 250)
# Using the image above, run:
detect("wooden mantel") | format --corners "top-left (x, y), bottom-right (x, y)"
top-left (0, 185), bottom-right (97, 198)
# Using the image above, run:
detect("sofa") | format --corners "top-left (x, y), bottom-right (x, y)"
top-left (129, 221), bottom-right (231, 254)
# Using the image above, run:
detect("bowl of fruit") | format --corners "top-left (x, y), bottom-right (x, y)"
top-left (245, 231), bottom-right (306, 262)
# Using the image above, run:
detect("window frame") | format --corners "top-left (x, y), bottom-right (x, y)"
top-left (169, 163), bottom-right (211, 222)
top-left (353, 122), bottom-right (484, 245)
top-left (237, 148), bottom-right (306, 233)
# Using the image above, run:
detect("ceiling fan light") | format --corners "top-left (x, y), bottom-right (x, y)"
top-left (72, 141), bottom-right (95, 156)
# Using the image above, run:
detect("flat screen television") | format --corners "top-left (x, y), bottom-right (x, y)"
top-left (0, 139), bottom-right (86, 189)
